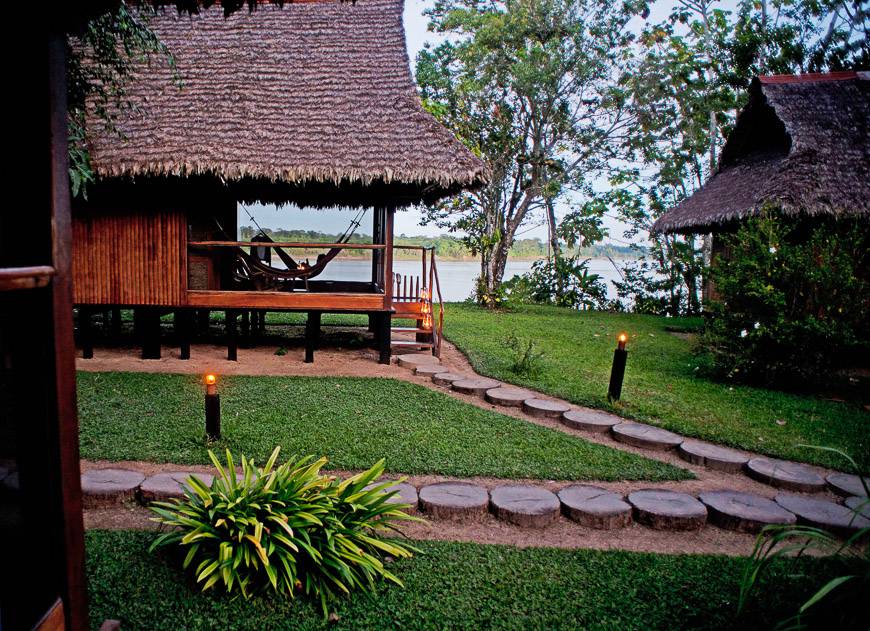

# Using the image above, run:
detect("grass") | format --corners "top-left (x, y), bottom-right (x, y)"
top-left (87, 530), bottom-right (838, 630)
top-left (77, 372), bottom-right (689, 481)
top-left (443, 303), bottom-right (870, 470)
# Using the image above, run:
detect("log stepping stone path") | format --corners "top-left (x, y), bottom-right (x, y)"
top-left (845, 496), bottom-right (870, 520)
top-left (522, 398), bottom-right (571, 419)
top-left (775, 493), bottom-right (870, 535)
top-left (677, 441), bottom-right (749, 474)
top-left (699, 490), bottom-right (796, 533)
top-left (452, 377), bottom-right (502, 397)
top-left (432, 372), bottom-right (468, 387)
top-left (558, 485), bottom-right (632, 529)
top-left (560, 409), bottom-right (622, 433)
top-left (364, 481), bottom-right (419, 512)
top-left (81, 469), bottom-right (145, 508)
top-left (826, 472), bottom-right (869, 498)
top-left (489, 485), bottom-right (560, 528)
top-left (484, 387), bottom-right (532, 407)
top-left (138, 472), bottom-right (214, 502)
top-left (745, 458), bottom-right (826, 493)
top-left (419, 482), bottom-right (489, 521)
top-left (628, 489), bottom-right (707, 531)
top-left (612, 423), bottom-right (683, 451)
top-left (414, 364), bottom-right (445, 378)
top-left (396, 353), bottom-right (440, 369)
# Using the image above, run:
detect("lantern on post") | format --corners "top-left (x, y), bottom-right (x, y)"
top-left (204, 374), bottom-right (221, 440)
top-left (608, 334), bottom-right (628, 402)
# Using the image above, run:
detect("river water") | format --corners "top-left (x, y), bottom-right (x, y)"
top-left (311, 258), bottom-right (627, 302)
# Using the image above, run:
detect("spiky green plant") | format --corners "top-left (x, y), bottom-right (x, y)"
top-left (149, 448), bottom-right (420, 614)
top-left (738, 447), bottom-right (869, 630)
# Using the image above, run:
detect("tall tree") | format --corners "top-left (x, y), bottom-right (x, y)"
top-left (416, 0), bottom-right (640, 305)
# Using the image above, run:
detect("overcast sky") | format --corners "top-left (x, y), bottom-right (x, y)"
top-left (244, 0), bottom-right (737, 243)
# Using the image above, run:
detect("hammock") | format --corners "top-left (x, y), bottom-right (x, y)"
top-left (229, 209), bottom-right (367, 289)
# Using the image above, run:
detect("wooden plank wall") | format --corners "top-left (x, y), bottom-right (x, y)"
top-left (72, 209), bottom-right (187, 306)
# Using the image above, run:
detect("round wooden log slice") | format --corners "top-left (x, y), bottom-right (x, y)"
top-left (612, 423), bottom-right (684, 451)
top-left (745, 457), bottom-right (825, 493)
top-left (418, 482), bottom-right (489, 521)
top-left (775, 493), bottom-right (870, 536)
top-left (81, 469), bottom-right (145, 508)
top-left (826, 472), bottom-right (869, 498)
top-left (522, 398), bottom-right (572, 419)
top-left (452, 378), bottom-right (502, 397)
top-left (845, 496), bottom-right (870, 520)
top-left (558, 485), bottom-right (632, 529)
top-left (432, 372), bottom-right (468, 386)
top-left (560, 409), bottom-right (623, 433)
top-left (396, 353), bottom-right (440, 369)
top-left (628, 489), bottom-right (707, 531)
top-left (490, 485), bottom-right (560, 528)
top-left (364, 481), bottom-right (419, 512)
top-left (677, 441), bottom-right (750, 473)
top-left (414, 364), bottom-right (445, 378)
top-left (138, 472), bottom-right (214, 503)
top-left (484, 388), bottom-right (532, 407)
top-left (699, 490), bottom-right (796, 533)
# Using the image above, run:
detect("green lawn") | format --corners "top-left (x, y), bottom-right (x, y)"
top-left (77, 372), bottom-right (688, 481)
top-left (443, 303), bottom-right (869, 470)
top-left (87, 530), bottom-right (838, 630)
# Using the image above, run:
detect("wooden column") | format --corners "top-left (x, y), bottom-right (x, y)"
top-left (305, 310), bottom-right (321, 363)
top-left (175, 309), bottom-right (191, 360)
top-left (140, 308), bottom-right (161, 360)
top-left (226, 309), bottom-right (238, 361)
top-left (196, 309), bottom-right (210, 338)
top-left (377, 312), bottom-right (391, 364)
top-left (109, 307), bottom-right (122, 342)
top-left (379, 207), bottom-right (395, 365)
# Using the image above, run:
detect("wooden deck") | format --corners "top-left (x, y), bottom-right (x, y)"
top-left (187, 290), bottom-right (388, 311)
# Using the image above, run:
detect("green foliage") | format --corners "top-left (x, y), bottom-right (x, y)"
top-left (503, 255), bottom-right (608, 310)
top-left (505, 332), bottom-right (545, 377)
top-left (77, 372), bottom-right (688, 481)
top-left (416, 0), bottom-right (639, 304)
top-left (66, 2), bottom-right (177, 198)
top-left (149, 448), bottom-right (418, 614)
top-left (739, 447), bottom-right (869, 631)
top-left (700, 215), bottom-right (869, 389)
top-left (442, 303), bottom-right (869, 470)
top-left (89, 530), bottom-right (846, 630)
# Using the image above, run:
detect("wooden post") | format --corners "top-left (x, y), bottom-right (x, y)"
top-left (379, 207), bottom-right (395, 365)
top-left (241, 309), bottom-right (250, 336)
top-left (377, 312), bottom-right (391, 364)
top-left (78, 307), bottom-right (93, 359)
top-left (305, 310), bottom-right (321, 363)
top-left (196, 309), bottom-right (210, 338)
top-left (175, 309), bottom-right (190, 360)
top-left (141, 308), bottom-right (161, 359)
top-left (110, 307), bottom-right (122, 342)
top-left (226, 309), bottom-right (238, 361)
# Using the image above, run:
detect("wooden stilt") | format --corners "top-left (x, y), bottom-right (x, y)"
top-left (241, 310), bottom-right (250, 336)
top-left (378, 312), bottom-right (391, 364)
top-left (305, 311), bottom-right (321, 363)
top-left (175, 309), bottom-right (190, 360)
top-left (226, 309), bottom-right (238, 361)
top-left (196, 309), bottom-right (210, 338)
top-left (78, 307), bottom-right (93, 359)
top-left (141, 308), bottom-right (161, 359)
top-left (110, 307), bottom-right (121, 342)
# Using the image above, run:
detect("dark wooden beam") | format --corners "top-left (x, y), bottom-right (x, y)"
top-left (226, 309), bottom-right (238, 361)
top-left (304, 311), bottom-right (321, 363)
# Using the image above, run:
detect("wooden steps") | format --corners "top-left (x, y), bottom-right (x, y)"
top-left (390, 299), bottom-right (434, 351)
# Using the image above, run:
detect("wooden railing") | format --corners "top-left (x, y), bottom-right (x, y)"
top-left (391, 246), bottom-right (444, 357)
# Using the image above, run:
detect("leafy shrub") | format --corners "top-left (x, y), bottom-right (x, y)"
top-left (699, 214), bottom-right (869, 388)
top-left (502, 255), bottom-right (607, 310)
top-left (149, 448), bottom-right (418, 614)
top-left (739, 447), bottom-right (868, 630)
top-left (505, 332), bottom-right (545, 377)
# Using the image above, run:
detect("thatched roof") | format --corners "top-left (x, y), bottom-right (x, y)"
top-left (652, 72), bottom-right (870, 234)
top-left (84, 0), bottom-right (487, 207)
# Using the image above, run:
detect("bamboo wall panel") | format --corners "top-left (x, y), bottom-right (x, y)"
top-left (72, 209), bottom-right (187, 306)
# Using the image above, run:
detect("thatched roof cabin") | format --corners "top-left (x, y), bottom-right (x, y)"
top-left (652, 72), bottom-right (869, 234)
top-left (84, 0), bottom-right (487, 207)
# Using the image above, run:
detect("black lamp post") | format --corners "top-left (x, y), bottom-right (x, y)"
top-left (205, 374), bottom-right (221, 440)
top-left (607, 334), bottom-right (628, 402)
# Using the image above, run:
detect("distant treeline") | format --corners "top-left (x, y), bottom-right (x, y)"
top-left (239, 226), bottom-right (638, 260)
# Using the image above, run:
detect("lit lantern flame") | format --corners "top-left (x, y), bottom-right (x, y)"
top-left (205, 374), bottom-right (217, 395)
top-left (421, 288), bottom-right (430, 301)
top-left (617, 334), bottom-right (627, 351)
top-left (421, 301), bottom-right (431, 315)
top-left (423, 313), bottom-right (433, 330)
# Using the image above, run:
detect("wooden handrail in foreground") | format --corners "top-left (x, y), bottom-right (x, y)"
top-left (189, 241), bottom-right (387, 250)
top-left (0, 265), bottom-right (55, 292)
